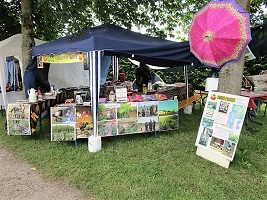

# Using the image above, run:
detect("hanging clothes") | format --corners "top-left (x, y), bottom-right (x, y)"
top-left (14, 58), bottom-right (22, 90)
top-left (6, 56), bottom-right (14, 91)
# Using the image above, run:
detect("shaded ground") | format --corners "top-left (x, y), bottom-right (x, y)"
top-left (0, 145), bottom-right (94, 200)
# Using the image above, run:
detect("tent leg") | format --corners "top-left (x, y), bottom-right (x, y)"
top-left (179, 109), bottom-right (183, 126)
top-left (153, 131), bottom-right (157, 138)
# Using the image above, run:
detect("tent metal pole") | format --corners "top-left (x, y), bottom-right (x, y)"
top-left (90, 50), bottom-right (102, 138)
top-left (90, 51), bottom-right (97, 137)
top-left (116, 56), bottom-right (119, 80)
top-left (112, 56), bottom-right (115, 80)
top-left (97, 51), bottom-right (101, 134)
top-left (112, 55), bottom-right (119, 81)
top-left (112, 56), bottom-right (118, 81)
top-left (184, 65), bottom-right (189, 99)
top-left (13, 59), bottom-right (16, 91)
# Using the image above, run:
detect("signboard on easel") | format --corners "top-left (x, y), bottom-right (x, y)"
top-left (195, 92), bottom-right (249, 168)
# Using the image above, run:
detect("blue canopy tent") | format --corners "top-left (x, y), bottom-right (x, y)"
top-left (29, 24), bottom-right (200, 150)
top-left (32, 24), bottom-right (200, 67)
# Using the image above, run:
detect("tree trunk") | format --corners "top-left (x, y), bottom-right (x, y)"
top-left (217, 0), bottom-right (251, 95)
top-left (21, 0), bottom-right (35, 76)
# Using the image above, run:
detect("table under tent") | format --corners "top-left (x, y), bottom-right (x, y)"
top-left (26, 23), bottom-right (200, 150)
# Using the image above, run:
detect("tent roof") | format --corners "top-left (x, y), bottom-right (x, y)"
top-left (32, 24), bottom-right (200, 67)
top-left (0, 34), bottom-right (45, 57)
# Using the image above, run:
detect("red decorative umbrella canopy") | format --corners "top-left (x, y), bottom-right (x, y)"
top-left (188, 0), bottom-right (252, 68)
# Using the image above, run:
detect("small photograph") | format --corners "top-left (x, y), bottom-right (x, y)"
top-left (137, 116), bottom-right (159, 133)
top-left (98, 103), bottom-right (117, 121)
top-left (62, 107), bottom-right (76, 123)
top-left (51, 124), bottom-right (76, 141)
top-left (205, 101), bottom-right (217, 118)
top-left (7, 119), bottom-right (31, 135)
top-left (210, 136), bottom-right (224, 152)
top-left (159, 115), bottom-right (179, 131)
top-left (158, 100), bottom-right (178, 116)
top-left (117, 102), bottom-right (137, 119)
top-left (76, 106), bottom-right (92, 122)
top-left (8, 104), bottom-right (30, 119)
top-left (228, 133), bottom-right (239, 143)
top-left (51, 107), bottom-right (76, 124)
top-left (117, 118), bottom-right (138, 134)
top-left (51, 107), bottom-right (64, 124)
top-left (138, 101), bottom-right (158, 117)
top-left (98, 120), bottom-right (117, 137)
top-left (201, 117), bottom-right (214, 128)
top-left (76, 122), bottom-right (93, 138)
top-left (222, 140), bottom-right (236, 158)
top-left (198, 127), bottom-right (213, 147)
top-left (218, 101), bottom-right (230, 114)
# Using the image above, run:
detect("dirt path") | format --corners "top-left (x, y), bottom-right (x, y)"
top-left (0, 145), bottom-right (95, 200)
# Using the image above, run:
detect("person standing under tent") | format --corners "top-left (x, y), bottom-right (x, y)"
top-left (136, 63), bottom-right (152, 92)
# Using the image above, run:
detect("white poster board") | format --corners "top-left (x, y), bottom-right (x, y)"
top-left (205, 78), bottom-right (219, 91)
top-left (116, 87), bottom-right (127, 103)
top-left (195, 92), bottom-right (249, 168)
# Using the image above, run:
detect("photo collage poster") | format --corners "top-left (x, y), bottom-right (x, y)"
top-left (76, 106), bottom-right (93, 138)
top-left (98, 103), bottom-right (118, 137)
top-left (51, 107), bottom-right (76, 141)
top-left (7, 103), bottom-right (31, 135)
top-left (117, 102), bottom-right (138, 135)
top-left (195, 92), bottom-right (249, 161)
top-left (97, 100), bottom-right (178, 137)
top-left (137, 101), bottom-right (159, 133)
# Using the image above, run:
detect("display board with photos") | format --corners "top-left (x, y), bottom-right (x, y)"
top-left (7, 103), bottom-right (31, 135)
top-left (50, 100), bottom-right (178, 140)
top-left (51, 105), bottom-right (94, 141)
top-left (195, 92), bottom-right (249, 161)
top-left (98, 100), bottom-right (179, 137)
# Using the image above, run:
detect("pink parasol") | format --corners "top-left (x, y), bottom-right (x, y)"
top-left (188, 0), bottom-right (252, 68)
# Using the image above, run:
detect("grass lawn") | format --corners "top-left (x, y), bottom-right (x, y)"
top-left (0, 104), bottom-right (266, 200)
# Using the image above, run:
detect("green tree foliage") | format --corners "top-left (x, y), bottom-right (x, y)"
top-left (3, 0), bottom-right (265, 40)
top-left (2, 0), bottom-right (267, 87)
top-left (0, 0), bottom-right (21, 40)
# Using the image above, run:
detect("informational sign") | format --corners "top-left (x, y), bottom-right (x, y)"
top-left (195, 92), bottom-right (249, 163)
top-left (115, 87), bottom-right (128, 103)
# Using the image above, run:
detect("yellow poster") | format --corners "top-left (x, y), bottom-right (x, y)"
top-left (41, 52), bottom-right (86, 63)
